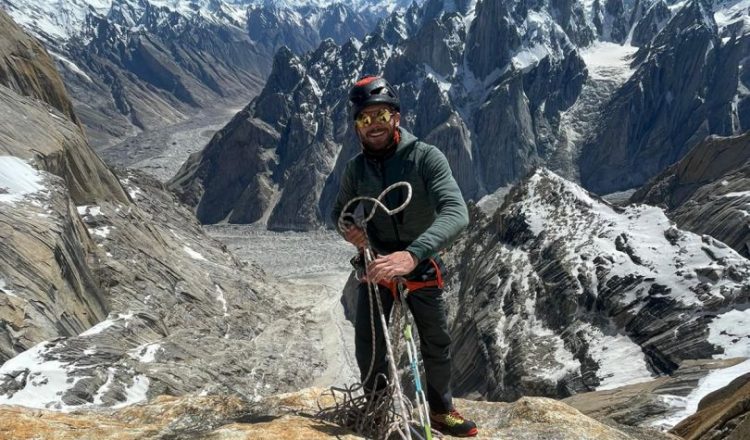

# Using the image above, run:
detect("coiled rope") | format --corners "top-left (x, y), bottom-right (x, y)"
top-left (316, 182), bottom-right (440, 440)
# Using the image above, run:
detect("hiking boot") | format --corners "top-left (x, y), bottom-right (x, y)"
top-left (430, 409), bottom-right (478, 437)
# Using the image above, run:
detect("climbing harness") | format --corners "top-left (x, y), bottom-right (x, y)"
top-left (316, 182), bottom-right (440, 440)
top-left (377, 258), bottom-right (444, 299)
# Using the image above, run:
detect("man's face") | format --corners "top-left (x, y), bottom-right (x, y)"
top-left (354, 104), bottom-right (400, 151)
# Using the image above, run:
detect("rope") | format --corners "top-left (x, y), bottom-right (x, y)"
top-left (317, 182), bottom-right (441, 440)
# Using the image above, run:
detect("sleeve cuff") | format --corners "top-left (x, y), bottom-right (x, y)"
top-left (406, 244), bottom-right (428, 262)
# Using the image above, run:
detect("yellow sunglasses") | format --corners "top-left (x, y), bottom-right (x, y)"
top-left (355, 108), bottom-right (394, 128)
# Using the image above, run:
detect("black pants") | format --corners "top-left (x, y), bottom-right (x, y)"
top-left (354, 278), bottom-right (453, 413)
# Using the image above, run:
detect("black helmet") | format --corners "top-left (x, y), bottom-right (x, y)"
top-left (349, 75), bottom-right (400, 119)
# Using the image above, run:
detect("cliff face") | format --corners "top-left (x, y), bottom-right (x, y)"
top-left (631, 132), bottom-right (750, 258)
top-left (0, 8), bottom-right (128, 363)
top-left (442, 169), bottom-right (750, 406)
top-left (0, 10), bottom-right (77, 124)
top-left (0, 11), bottom-right (321, 410)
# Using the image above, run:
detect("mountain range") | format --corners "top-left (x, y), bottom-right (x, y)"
top-left (169, 0), bottom-right (750, 233)
top-left (0, 0), bottom-right (400, 147)
top-left (2, 1), bottom-right (750, 439)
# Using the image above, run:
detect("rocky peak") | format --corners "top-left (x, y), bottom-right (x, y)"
top-left (465, 0), bottom-right (520, 80)
top-left (253, 46), bottom-right (306, 128)
top-left (549, 0), bottom-right (596, 46)
top-left (444, 168), bottom-right (750, 404)
top-left (401, 11), bottom-right (465, 78)
top-left (651, 0), bottom-right (717, 48)
top-left (630, 0), bottom-right (671, 47)
top-left (375, 0), bottom-right (423, 44)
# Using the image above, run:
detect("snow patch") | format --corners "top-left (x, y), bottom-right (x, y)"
top-left (424, 65), bottom-right (453, 92)
top-left (80, 312), bottom-right (134, 336)
top-left (580, 42), bottom-right (638, 81)
top-left (0, 342), bottom-right (146, 411)
top-left (652, 358), bottom-right (750, 429)
top-left (0, 342), bottom-right (82, 410)
top-left (50, 52), bottom-right (93, 83)
top-left (120, 177), bottom-right (142, 199)
top-left (708, 309), bottom-right (750, 358)
top-left (129, 343), bottom-right (161, 363)
top-left (215, 285), bottom-right (229, 316)
top-left (723, 190), bottom-right (750, 198)
top-left (0, 278), bottom-right (19, 299)
top-left (183, 246), bottom-right (207, 261)
top-left (512, 44), bottom-right (553, 71)
top-left (0, 156), bottom-right (45, 204)
top-left (583, 326), bottom-right (654, 390)
top-left (77, 205), bottom-right (102, 216)
top-left (715, 0), bottom-right (750, 30)
top-left (90, 225), bottom-right (112, 238)
top-left (527, 317), bottom-right (582, 381)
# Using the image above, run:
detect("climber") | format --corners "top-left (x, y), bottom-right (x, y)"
top-left (331, 75), bottom-right (478, 438)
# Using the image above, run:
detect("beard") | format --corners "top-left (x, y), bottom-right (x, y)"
top-left (359, 125), bottom-right (397, 155)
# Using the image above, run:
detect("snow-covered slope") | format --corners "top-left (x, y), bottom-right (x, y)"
top-left (1, 0), bottom-right (248, 43)
top-left (444, 168), bottom-right (750, 410)
top-left (1, 0), bottom-right (410, 44)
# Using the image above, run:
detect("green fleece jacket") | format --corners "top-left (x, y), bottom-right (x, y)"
top-left (331, 128), bottom-right (469, 262)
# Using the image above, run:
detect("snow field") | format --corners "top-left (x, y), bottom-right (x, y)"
top-left (0, 156), bottom-right (45, 204)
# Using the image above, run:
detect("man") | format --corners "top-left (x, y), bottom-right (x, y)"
top-left (331, 75), bottom-right (478, 438)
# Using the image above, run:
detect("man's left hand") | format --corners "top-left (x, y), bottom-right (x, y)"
top-left (366, 251), bottom-right (418, 284)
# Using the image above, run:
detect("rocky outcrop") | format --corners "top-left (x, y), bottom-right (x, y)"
top-left (442, 168), bottom-right (750, 404)
top-left (671, 369), bottom-right (750, 439)
top-left (564, 358), bottom-right (747, 426)
top-left (0, 387), bottom-right (678, 440)
top-left (0, 10), bottom-right (77, 124)
top-left (170, 110), bottom-right (280, 224)
top-left (0, 10), bottom-right (129, 363)
top-left (0, 17), bottom-right (330, 410)
top-left (0, 10), bottom-right (128, 206)
top-left (0, 136), bottom-right (108, 364)
top-left (631, 132), bottom-right (750, 258)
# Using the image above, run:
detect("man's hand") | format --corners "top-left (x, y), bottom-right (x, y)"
top-left (343, 224), bottom-right (368, 249)
top-left (366, 251), bottom-right (418, 284)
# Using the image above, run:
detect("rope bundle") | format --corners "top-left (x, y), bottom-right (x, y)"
top-left (317, 182), bottom-right (441, 439)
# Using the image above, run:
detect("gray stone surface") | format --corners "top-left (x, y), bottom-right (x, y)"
top-left (0, 17), bottom-right (353, 409)
top-left (441, 168), bottom-right (750, 404)
top-left (631, 132), bottom-right (750, 258)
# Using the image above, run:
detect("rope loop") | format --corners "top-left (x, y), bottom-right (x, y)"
top-left (317, 182), bottom-right (440, 439)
